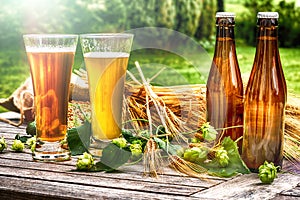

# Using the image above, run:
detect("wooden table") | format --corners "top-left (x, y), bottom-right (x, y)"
top-left (0, 112), bottom-right (299, 200)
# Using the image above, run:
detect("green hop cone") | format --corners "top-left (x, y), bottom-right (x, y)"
top-left (183, 148), bottom-right (192, 160)
top-left (26, 121), bottom-right (36, 136)
top-left (190, 152), bottom-right (199, 163)
top-left (200, 122), bottom-right (217, 142)
top-left (31, 143), bottom-right (36, 152)
top-left (183, 147), bottom-right (208, 164)
top-left (76, 152), bottom-right (95, 171)
top-left (0, 136), bottom-right (7, 152)
top-left (112, 138), bottom-right (127, 148)
top-left (215, 147), bottom-right (229, 167)
top-left (190, 137), bottom-right (200, 143)
top-left (129, 143), bottom-right (143, 159)
top-left (26, 136), bottom-right (36, 152)
top-left (11, 139), bottom-right (25, 152)
top-left (258, 161), bottom-right (278, 184)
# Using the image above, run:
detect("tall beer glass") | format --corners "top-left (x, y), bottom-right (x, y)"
top-left (23, 34), bottom-right (78, 161)
top-left (80, 34), bottom-right (133, 155)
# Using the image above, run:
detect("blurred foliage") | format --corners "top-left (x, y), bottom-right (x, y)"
top-left (99, 0), bottom-right (214, 39)
top-left (0, 0), bottom-right (299, 50)
top-left (236, 0), bottom-right (300, 47)
top-left (195, 0), bottom-right (217, 40)
top-left (175, 0), bottom-right (203, 36)
top-left (0, 50), bottom-right (29, 112)
top-left (0, 0), bottom-right (300, 105)
top-left (0, 0), bottom-right (218, 52)
top-left (276, 0), bottom-right (300, 47)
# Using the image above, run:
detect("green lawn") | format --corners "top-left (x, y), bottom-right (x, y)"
top-left (236, 46), bottom-right (300, 95)
top-left (128, 46), bottom-right (300, 95)
top-left (0, 45), bottom-right (299, 113)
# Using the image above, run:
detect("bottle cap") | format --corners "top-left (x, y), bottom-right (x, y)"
top-left (257, 12), bottom-right (279, 19)
top-left (216, 12), bottom-right (235, 18)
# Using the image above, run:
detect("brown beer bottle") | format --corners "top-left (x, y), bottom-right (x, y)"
top-left (206, 12), bottom-right (244, 151)
top-left (242, 12), bottom-right (287, 172)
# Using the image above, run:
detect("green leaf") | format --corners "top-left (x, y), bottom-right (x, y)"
top-left (67, 121), bottom-right (91, 156)
top-left (154, 137), bottom-right (183, 156)
top-left (121, 129), bottom-right (136, 143)
top-left (92, 162), bottom-right (114, 172)
top-left (121, 129), bottom-right (148, 150)
top-left (92, 143), bottom-right (132, 172)
top-left (15, 134), bottom-right (31, 143)
top-left (201, 137), bottom-right (250, 177)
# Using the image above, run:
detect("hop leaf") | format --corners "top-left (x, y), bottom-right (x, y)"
top-left (67, 121), bottom-right (91, 156)
top-left (200, 137), bottom-right (250, 177)
top-left (0, 136), bottom-right (7, 152)
top-left (76, 152), bottom-right (95, 171)
top-left (11, 139), bottom-right (25, 152)
top-left (258, 161), bottom-right (278, 184)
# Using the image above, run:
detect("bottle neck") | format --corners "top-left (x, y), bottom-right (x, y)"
top-left (215, 17), bottom-right (235, 39)
top-left (256, 18), bottom-right (278, 42)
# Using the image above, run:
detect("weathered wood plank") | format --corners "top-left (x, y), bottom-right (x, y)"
top-left (0, 165), bottom-right (206, 196)
top-left (272, 195), bottom-right (300, 200)
top-left (0, 151), bottom-right (228, 185)
top-left (0, 128), bottom-right (26, 136)
top-left (0, 175), bottom-right (204, 200)
top-left (0, 111), bottom-right (21, 119)
top-left (0, 122), bottom-right (26, 130)
top-left (1, 119), bottom-right (300, 199)
top-left (0, 156), bottom-right (223, 189)
top-left (280, 186), bottom-right (300, 197)
top-left (192, 173), bottom-right (300, 200)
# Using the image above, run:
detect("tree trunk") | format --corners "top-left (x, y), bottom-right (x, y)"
top-left (217, 0), bottom-right (224, 12)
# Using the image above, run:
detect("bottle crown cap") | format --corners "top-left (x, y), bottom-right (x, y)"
top-left (257, 12), bottom-right (279, 19)
top-left (216, 12), bottom-right (235, 18)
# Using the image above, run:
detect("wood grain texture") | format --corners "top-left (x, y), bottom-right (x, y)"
top-left (0, 118), bottom-right (299, 200)
top-left (192, 173), bottom-right (300, 200)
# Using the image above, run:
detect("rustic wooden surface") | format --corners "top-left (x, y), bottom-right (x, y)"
top-left (0, 112), bottom-right (299, 200)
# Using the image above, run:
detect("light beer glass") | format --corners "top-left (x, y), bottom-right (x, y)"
top-left (80, 34), bottom-right (133, 155)
top-left (23, 34), bottom-right (78, 161)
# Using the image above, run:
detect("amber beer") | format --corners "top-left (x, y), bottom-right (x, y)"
top-left (206, 12), bottom-right (244, 151)
top-left (27, 51), bottom-right (74, 141)
top-left (242, 12), bottom-right (287, 171)
top-left (84, 52), bottom-right (129, 140)
top-left (24, 34), bottom-right (78, 161)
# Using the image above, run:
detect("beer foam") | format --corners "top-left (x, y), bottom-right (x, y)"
top-left (84, 52), bottom-right (129, 58)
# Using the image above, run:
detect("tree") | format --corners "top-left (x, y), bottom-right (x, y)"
top-left (217, 0), bottom-right (224, 12)
top-left (195, 0), bottom-right (217, 40)
top-left (175, 0), bottom-right (203, 36)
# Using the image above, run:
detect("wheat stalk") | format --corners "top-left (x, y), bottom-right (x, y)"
top-left (72, 67), bottom-right (300, 171)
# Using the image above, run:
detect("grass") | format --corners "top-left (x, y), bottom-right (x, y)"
top-left (1, 45), bottom-right (300, 113)
top-left (0, 51), bottom-right (30, 112)
top-left (127, 48), bottom-right (209, 86)
top-left (127, 46), bottom-right (300, 96)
